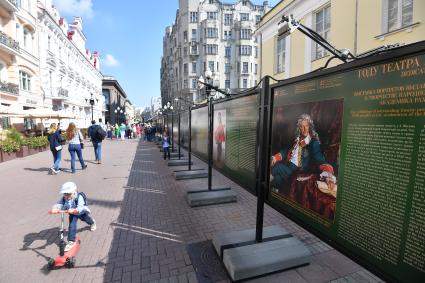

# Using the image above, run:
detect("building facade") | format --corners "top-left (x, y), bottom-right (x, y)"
top-left (0, 0), bottom-right (40, 132)
top-left (161, 0), bottom-right (271, 104)
top-left (255, 0), bottom-right (425, 80)
top-left (102, 75), bottom-right (128, 125)
top-left (38, 0), bottom-right (104, 129)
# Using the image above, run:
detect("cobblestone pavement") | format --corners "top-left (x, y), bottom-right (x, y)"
top-left (0, 139), bottom-right (384, 283)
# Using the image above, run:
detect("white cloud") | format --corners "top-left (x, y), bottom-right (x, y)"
top-left (103, 54), bottom-right (120, 67)
top-left (53, 0), bottom-right (94, 19)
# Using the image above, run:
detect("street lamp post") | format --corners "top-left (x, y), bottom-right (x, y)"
top-left (205, 69), bottom-right (213, 191)
top-left (89, 94), bottom-right (95, 121)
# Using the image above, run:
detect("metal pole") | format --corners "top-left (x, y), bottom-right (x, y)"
top-left (178, 111), bottom-right (181, 159)
top-left (171, 111), bottom-right (174, 152)
top-left (188, 105), bottom-right (192, 171)
top-left (255, 76), bottom-right (270, 243)
top-left (207, 85), bottom-right (213, 191)
top-left (91, 104), bottom-right (94, 121)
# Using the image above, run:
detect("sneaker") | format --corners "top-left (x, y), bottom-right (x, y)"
top-left (97, 160), bottom-right (101, 164)
top-left (82, 165), bottom-right (88, 170)
top-left (90, 222), bottom-right (97, 231)
top-left (64, 241), bottom-right (75, 252)
top-left (50, 168), bottom-right (58, 174)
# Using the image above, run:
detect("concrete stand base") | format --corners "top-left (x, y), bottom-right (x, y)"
top-left (212, 225), bottom-right (291, 258)
top-left (170, 152), bottom-right (184, 158)
top-left (186, 187), bottom-right (236, 207)
top-left (222, 237), bottom-right (311, 281)
top-left (174, 169), bottom-right (208, 180)
top-left (168, 159), bottom-right (193, 166)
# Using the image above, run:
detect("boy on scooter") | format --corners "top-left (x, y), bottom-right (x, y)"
top-left (51, 181), bottom-right (96, 251)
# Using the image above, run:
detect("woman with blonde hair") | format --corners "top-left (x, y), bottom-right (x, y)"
top-left (47, 123), bottom-right (62, 174)
top-left (66, 122), bottom-right (87, 173)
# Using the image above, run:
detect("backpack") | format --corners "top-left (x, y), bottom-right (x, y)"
top-left (96, 126), bottom-right (106, 141)
top-left (75, 192), bottom-right (88, 206)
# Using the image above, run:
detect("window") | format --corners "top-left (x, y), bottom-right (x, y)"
top-left (243, 79), bottom-right (248, 89)
top-left (184, 63), bottom-right (188, 75)
top-left (47, 35), bottom-right (51, 50)
top-left (256, 15), bottom-right (261, 23)
top-left (19, 71), bottom-right (31, 91)
top-left (205, 28), bottom-right (218, 38)
top-left (314, 5), bottom-right (331, 60)
top-left (240, 29), bottom-right (251, 39)
top-left (191, 45), bottom-right (198, 54)
top-left (254, 46), bottom-right (258, 58)
top-left (183, 46), bottom-right (188, 56)
top-left (190, 12), bottom-right (198, 23)
top-left (240, 13), bottom-right (249, 21)
top-left (184, 80), bottom-right (188, 89)
top-left (192, 79), bottom-right (197, 89)
top-left (207, 12), bottom-right (218, 20)
top-left (276, 37), bottom-right (286, 73)
top-left (239, 45), bottom-right (252, 56)
top-left (225, 63), bottom-right (231, 74)
top-left (205, 44), bottom-right (218, 54)
top-left (192, 62), bottom-right (197, 73)
top-left (223, 30), bottom-right (232, 40)
top-left (183, 31), bottom-right (188, 42)
top-left (191, 29), bottom-right (197, 40)
top-left (208, 61), bottom-right (215, 72)
top-left (225, 80), bottom-right (230, 89)
top-left (0, 116), bottom-right (10, 130)
top-left (386, 0), bottom-right (413, 32)
top-left (224, 14), bottom-right (233, 25)
top-left (254, 64), bottom-right (258, 74)
top-left (225, 46), bottom-right (231, 57)
top-left (242, 62), bottom-right (248, 73)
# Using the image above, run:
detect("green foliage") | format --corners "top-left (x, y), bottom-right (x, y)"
top-left (6, 127), bottom-right (23, 145)
top-left (27, 136), bottom-right (48, 148)
top-left (0, 139), bottom-right (21, 153)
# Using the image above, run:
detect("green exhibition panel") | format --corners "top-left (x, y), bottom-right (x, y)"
top-left (191, 106), bottom-right (208, 161)
top-left (268, 45), bottom-right (425, 282)
top-left (172, 113), bottom-right (179, 145)
top-left (213, 94), bottom-right (259, 194)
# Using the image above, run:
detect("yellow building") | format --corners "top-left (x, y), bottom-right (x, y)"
top-left (255, 0), bottom-right (425, 81)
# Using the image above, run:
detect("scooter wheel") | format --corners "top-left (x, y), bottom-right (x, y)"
top-left (47, 258), bottom-right (55, 270)
top-left (66, 257), bottom-right (76, 268)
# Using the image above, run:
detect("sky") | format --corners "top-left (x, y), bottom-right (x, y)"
top-left (52, 0), bottom-right (281, 109)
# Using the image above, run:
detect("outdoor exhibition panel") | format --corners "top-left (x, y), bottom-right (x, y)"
top-left (191, 106), bottom-right (208, 162)
top-left (268, 42), bottom-right (425, 283)
top-left (166, 113), bottom-right (172, 133)
top-left (180, 111), bottom-right (189, 150)
top-left (172, 112), bottom-right (179, 145)
top-left (213, 93), bottom-right (259, 195)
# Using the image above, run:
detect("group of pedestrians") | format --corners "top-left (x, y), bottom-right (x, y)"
top-left (47, 119), bottom-right (106, 174)
top-left (106, 123), bottom-right (141, 140)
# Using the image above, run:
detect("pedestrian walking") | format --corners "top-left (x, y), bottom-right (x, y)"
top-left (120, 123), bottom-right (126, 140)
top-left (162, 129), bottom-right (171, 160)
top-left (88, 120), bottom-right (106, 164)
top-left (50, 182), bottom-right (96, 252)
top-left (106, 122), bottom-right (112, 139)
top-left (114, 123), bottom-right (120, 139)
top-left (66, 122), bottom-right (87, 173)
top-left (47, 123), bottom-right (62, 174)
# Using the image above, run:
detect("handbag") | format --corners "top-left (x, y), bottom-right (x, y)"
top-left (80, 142), bottom-right (84, 149)
top-left (55, 145), bottom-right (62, 151)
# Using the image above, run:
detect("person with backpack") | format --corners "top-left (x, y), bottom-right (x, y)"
top-left (50, 181), bottom-right (96, 251)
top-left (88, 120), bottom-right (106, 164)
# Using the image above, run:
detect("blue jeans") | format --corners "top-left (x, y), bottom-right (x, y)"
top-left (92, 141), bottom-right (102, 161)
top-left (68, 143), bottom-right (86, 173)
top-left (52, 149), bottom-right (62, 170)
top-left (163, 146), bottom-right (170, 160)
top-left (68, 212), bottom-right (94, 241)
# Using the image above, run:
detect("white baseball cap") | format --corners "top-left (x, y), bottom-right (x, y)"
top-left (60, 181), bottom-right (77, 194)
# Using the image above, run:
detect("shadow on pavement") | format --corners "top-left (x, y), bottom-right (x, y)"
top-left (23, 167), bottom-right (51, 173)
top-left (90, 198), bottom-right (122, 208)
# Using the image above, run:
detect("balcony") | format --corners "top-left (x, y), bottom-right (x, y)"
top-left (0, 31), bottom-right (19, 54)
top-left (0, 0), bottom-right (18, 12)
top-left (0, 80), bottom-right (19, 96)
top-left (51, 87), bottom-right (69, 100)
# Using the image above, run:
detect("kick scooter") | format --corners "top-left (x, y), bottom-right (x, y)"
top-left (47, 209), bottom-right (80, 269)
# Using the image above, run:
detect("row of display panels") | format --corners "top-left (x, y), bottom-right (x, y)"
top-left (161, 42), bottom-right (425, 282)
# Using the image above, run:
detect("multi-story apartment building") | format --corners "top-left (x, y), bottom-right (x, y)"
top-left (102, 75), bottom-right (128, 125)
top-left (161, 0), bottom-right (271, 104)
top-left (0, 0), bottom-right (40, 132)
top-left (255, 0), bottom-right (425, 80)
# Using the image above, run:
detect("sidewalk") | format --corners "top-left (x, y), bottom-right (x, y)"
top-left (0, 139), bottom-right (384, 283)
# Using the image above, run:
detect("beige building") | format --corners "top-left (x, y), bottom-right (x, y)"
top-left (255, 0), bottom-right (425, 81)
top-left (0, 0), bottom-right (40, 132)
